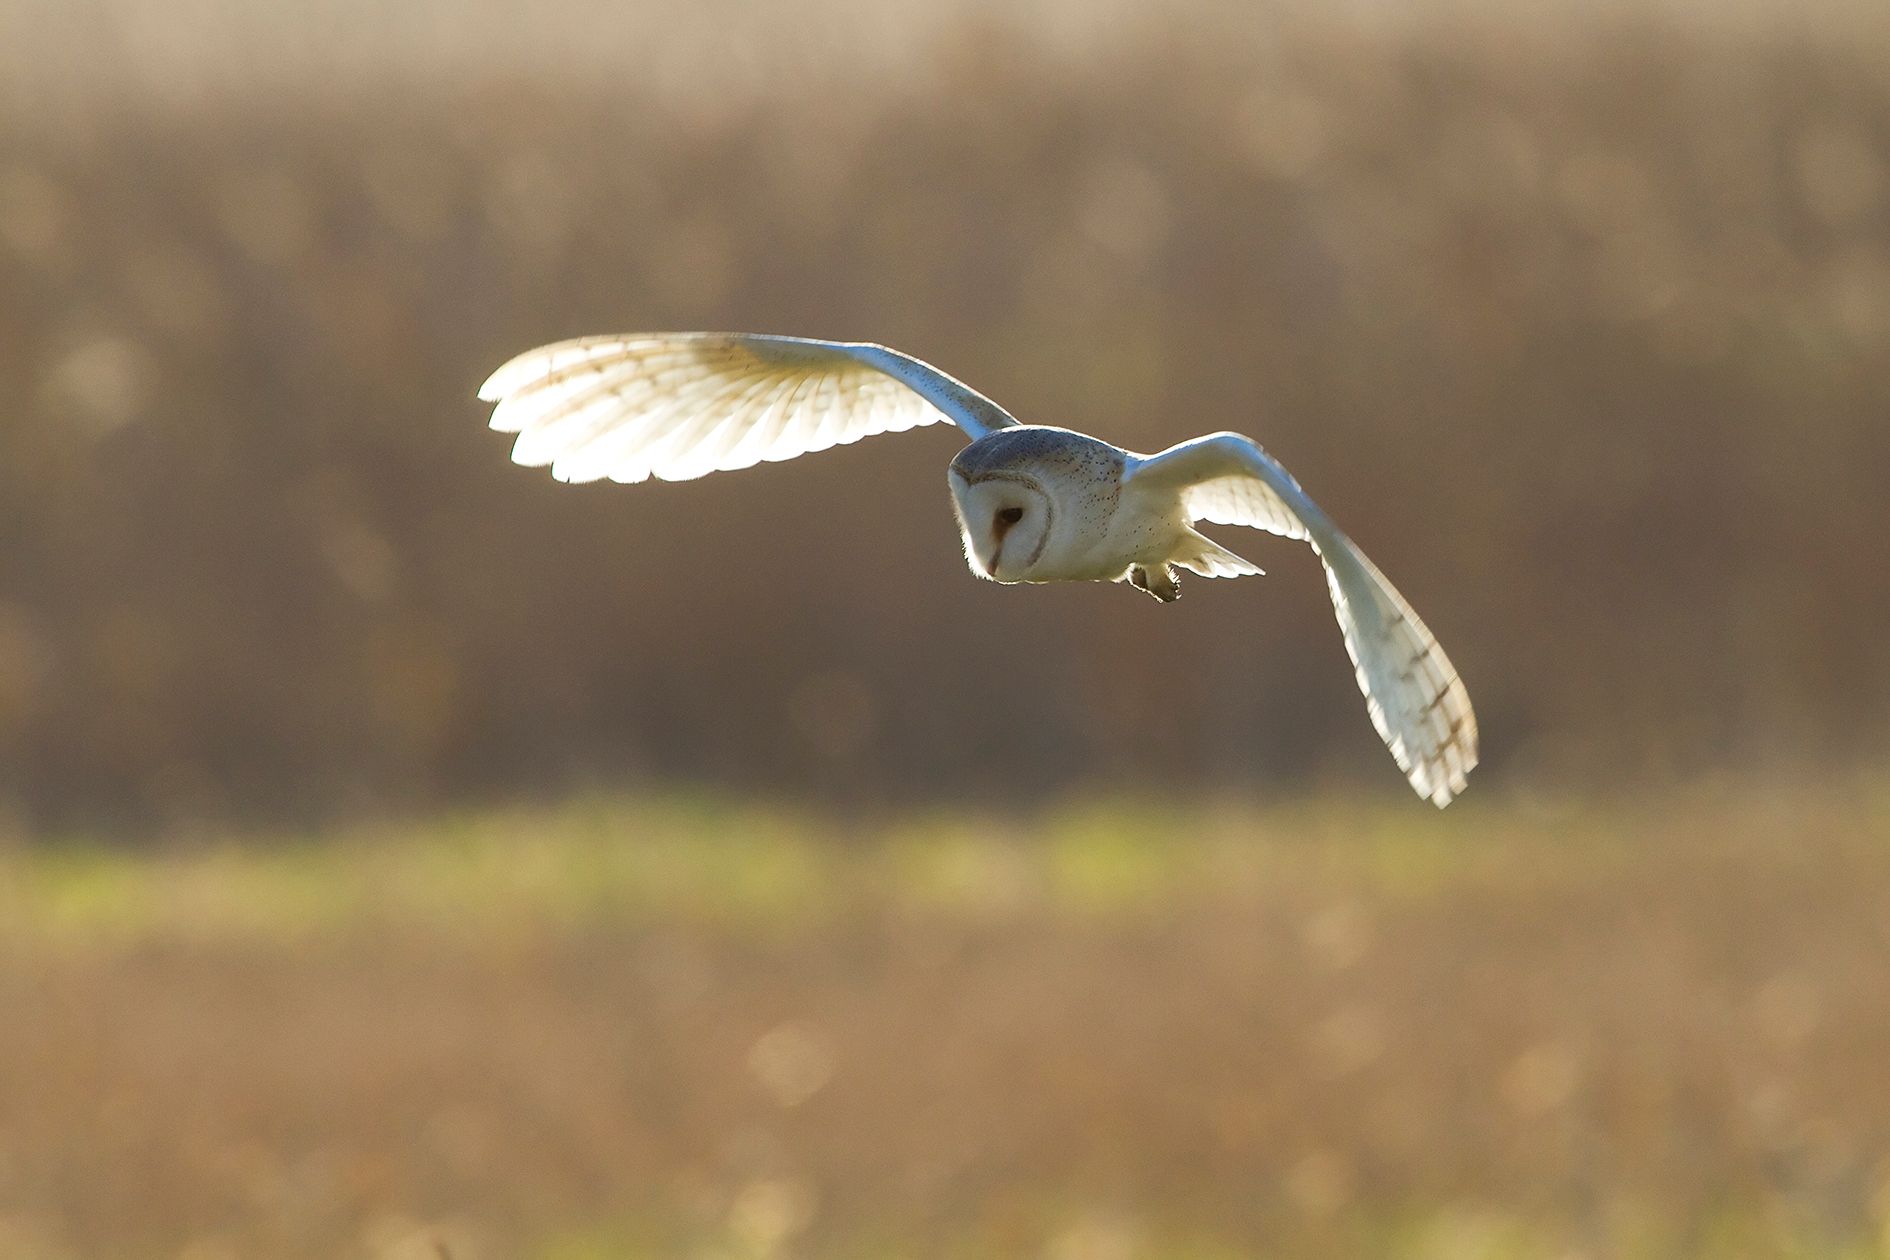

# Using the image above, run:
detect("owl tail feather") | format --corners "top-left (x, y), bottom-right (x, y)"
top-left (1170, 529), bottom-right (1264, 579)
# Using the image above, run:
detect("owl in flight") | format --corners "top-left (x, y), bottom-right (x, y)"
top-left (480, 333), bottom-right (1477, 806)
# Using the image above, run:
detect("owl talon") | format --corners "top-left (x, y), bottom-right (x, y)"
top-left (1129, 564), bottom-right (1181, 603)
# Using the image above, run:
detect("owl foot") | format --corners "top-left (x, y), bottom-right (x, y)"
top-left (1128, 564), bottom-right (1181, 603)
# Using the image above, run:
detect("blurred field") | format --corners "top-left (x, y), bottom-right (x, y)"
top-left (4, 782), bottom-right (1889, 1258)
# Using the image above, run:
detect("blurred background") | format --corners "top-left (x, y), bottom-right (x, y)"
top-left (1, 0), bottom-right (1888, 1256)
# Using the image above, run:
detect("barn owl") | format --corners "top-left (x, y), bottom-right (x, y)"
top-left (479, 333), bottom-right (1477, 806)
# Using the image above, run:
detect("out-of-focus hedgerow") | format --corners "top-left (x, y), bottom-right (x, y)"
top-left (1, 9), bottom-right (1888, 827)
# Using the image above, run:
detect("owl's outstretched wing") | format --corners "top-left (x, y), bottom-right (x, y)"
top-left (478, 333), bottom-right (1017, 484)
top-left (1128, 432), bottom-right (1477, 808)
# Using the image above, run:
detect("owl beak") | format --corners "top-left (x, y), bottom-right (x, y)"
top-left (989, 517), bottom-right (1016, 577)
top-left (987, 523), bottom-right (1014, 578)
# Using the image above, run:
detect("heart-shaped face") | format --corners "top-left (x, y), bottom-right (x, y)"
top-left (947, 470), bottom-right (1054, 582)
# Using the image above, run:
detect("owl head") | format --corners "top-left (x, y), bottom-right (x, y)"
top-left (947, 468), bottom-right (1053, 582)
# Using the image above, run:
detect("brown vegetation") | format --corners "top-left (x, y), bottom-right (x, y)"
top-left (2, 7), bottom-right (1888, 826)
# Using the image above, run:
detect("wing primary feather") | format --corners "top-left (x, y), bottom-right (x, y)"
top-left (558, 362), bottom-right (773, 484)
top-left (800, 369), bottom-right (849, 456)
top-left (778, 368), bottom-right (834, 461)
top-left (478, 335), bottom-right (644, 403)
top-left (488, 342), bottom-right (730, 432)
top-left (632, 363), bottom-right (782, 481)
top-left (738, 366), bottom-right (821, 468)
top-left (509, 350), bottom-right (724, 459)
top-left (608, 364), bottom-right (778, 483)
top-left (653, 365), bottom-right (792, 481)
top-left (595, 359), bottom-right (769, 484)
top-left (538, 357), bottom-right (725, 482)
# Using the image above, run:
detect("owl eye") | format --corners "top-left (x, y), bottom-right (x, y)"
top-left (996, 507), bottom-right (1024, 525)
